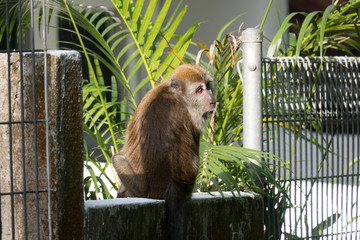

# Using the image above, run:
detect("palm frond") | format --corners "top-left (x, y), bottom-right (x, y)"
top-left (268, 0), bottom-right (360, 57)
top-left (199, 140), bottom-right (290, 200)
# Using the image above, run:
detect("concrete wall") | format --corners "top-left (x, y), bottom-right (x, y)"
top-left (84, 192), bottom-right (264, 240)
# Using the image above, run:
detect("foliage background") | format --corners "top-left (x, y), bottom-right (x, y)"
top-left (49, 0), bottom-right (283, 200)
top-left (1, 0), bottom-right (360, 238)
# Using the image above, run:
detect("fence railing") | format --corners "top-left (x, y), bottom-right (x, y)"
top-left (262, 56), bottom-right (359, 239)
top-left (241, 30), bottom-right (359, 239)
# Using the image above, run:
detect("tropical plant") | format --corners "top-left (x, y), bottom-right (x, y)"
top-left (53, 0), bottom-right (289, 200)
top-left (194, 20), bottom-right (262, 193)
top-left (0, 0), bottom-right (38, 49)
top-left (0, 0), bottom-right (291, 203)
top-left (186, 4), bottom-right (289, 198)
top-left (53, 0), bottom-right (199, 199)
top-left (268, 0), bottom-right (360, 57)
top-left (3, 1), bottom-right (360, 239)
top-left (70, 0), bottom-right (288, 200)
top-left (82, 59), bottom-right (125, 199)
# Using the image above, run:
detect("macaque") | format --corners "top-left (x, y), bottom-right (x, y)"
top-left (112, 64), bottom-right (216, 240)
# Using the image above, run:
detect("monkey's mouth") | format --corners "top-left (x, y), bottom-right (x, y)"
top-left (203, 110), bottom-right (214, 119)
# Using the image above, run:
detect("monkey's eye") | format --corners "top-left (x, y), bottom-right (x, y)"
top-left (196, 86), bottom-right (204, 94)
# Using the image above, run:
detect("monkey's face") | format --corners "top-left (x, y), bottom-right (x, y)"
top-left (168, 64), bottom-right (217, 130)
top-left (191, 80), bottom-right (216, 119)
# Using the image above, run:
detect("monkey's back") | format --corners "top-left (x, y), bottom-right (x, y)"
top-left (123, 83), bottom-right (201, 200)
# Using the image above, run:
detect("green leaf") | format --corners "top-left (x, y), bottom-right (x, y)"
top-left (319, 5), bottom-right (335, 56)
top-left (295, 11), bottom-right (320, 59)
top-left (131, 0), bottom-right (145, 31)
top-left (216, 13), bottom-right (245, 40)
top-left (267, 12), bottom-right (302, 57)
top-left (137, 0), bottom-right (157, 44)
top-left (160, 23), bottom-right (199, 79)
top-left (86, 165), bottom-right (100, 197)
top-left (151, 4), bottom-right (188, 80)
top-left (311, 213), bottom-right (341, 237)
top-left (143, 0), bottom-right (171, 53)
top-left (122, 0), bottom-right (130, 17)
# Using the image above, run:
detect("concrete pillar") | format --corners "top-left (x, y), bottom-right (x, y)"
top-left (0, 50), bottom-right (83, 240)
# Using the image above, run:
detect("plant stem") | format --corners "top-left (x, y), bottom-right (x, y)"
top-left (260, 0), bottom-right (273, 30)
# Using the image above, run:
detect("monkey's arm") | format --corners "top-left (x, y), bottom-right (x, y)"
top-left (111, 153), bottom-right (145, 197)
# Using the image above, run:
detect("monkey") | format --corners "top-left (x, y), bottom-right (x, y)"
top-left (111, 64), bottom-right (216, 240)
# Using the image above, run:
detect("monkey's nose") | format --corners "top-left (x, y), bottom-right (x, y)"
top-left (210, 101), bottom-right (216, 108)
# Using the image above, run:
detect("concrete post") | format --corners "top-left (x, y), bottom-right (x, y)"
top-left (0, 50), bottom-right (83, 240)
top-left (241, 28), bottom-right (263, 153)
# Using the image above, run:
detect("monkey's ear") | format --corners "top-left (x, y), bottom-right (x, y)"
top-left (170, 78), bottom-right (182, 93)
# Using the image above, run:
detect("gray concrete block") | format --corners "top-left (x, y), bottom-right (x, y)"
top-left (84, 192), bottom-right (263, 240)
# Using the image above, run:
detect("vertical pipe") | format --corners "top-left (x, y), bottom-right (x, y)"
top-left (5, 0), bottom-right (15, 239)
top-left (29, 0), bottom-right (41, 237)
top-left (241, 27), bottom-right (264, 193)
top-left (242, 28), bottom-right (263, 154)
top-left (17, 0), bottom-right (30, 238)
top-left (40, 1), bottom-right (52, 239)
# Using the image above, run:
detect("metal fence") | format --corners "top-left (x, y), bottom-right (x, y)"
top-left (1, 1), bottom-right (53, 239)
top-left (262, 57), bottom-right (360, 239)
top-left (0, 52), bottom-right (52, 240)
top-left (1, 1), bottom-right (84, 239)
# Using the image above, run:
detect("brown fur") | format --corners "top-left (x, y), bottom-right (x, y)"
top-left (112, 64), bottom-right (216, 239)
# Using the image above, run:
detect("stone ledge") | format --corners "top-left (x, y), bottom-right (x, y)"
top-left (84, 191), bottom-right (263, 240)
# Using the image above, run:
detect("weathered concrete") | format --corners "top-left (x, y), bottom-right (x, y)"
top-left (85, 192), bottom-right (264, 240)
top-left (0, 50), bottom-right (83, 240)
